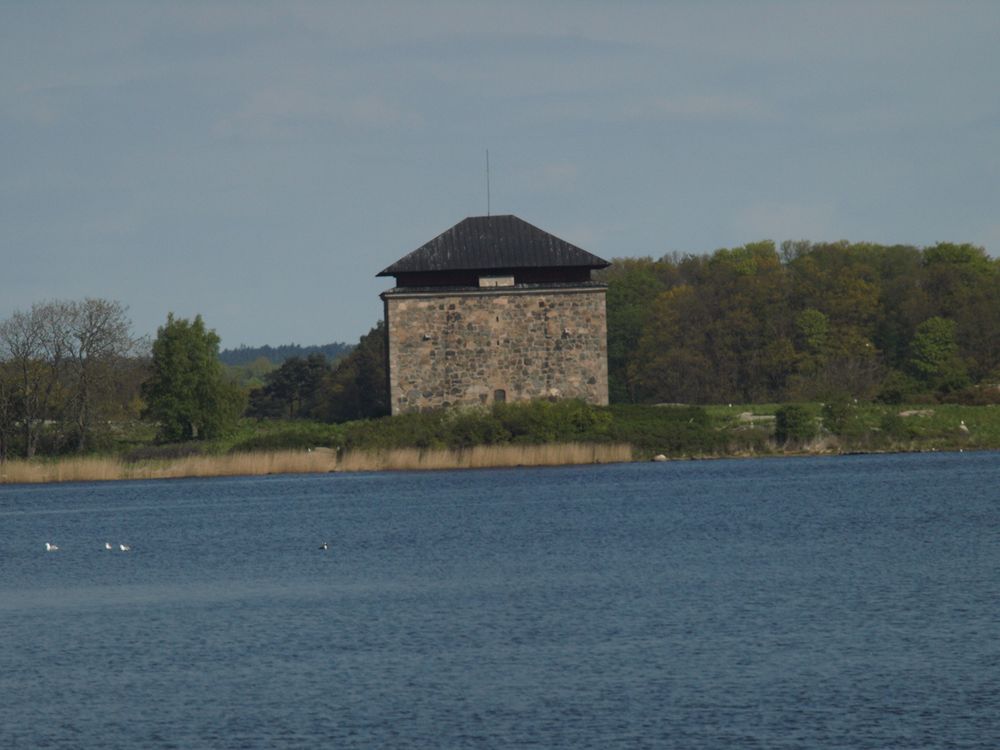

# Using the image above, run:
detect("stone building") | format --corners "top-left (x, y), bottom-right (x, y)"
top-left (378, 214), bottom-right (610, 415)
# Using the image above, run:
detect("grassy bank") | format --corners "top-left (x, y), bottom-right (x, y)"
top-left (3, 400), bottom-right (998, 484)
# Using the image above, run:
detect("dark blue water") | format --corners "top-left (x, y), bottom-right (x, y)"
top-left (2, 452), bottom-right (998, 748)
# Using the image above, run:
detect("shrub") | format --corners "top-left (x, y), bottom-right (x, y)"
top-left (775, 405), bottom-right (816, 445)
top-left (821, 399), bottom-right (850, 434)
top-left (123, 441), bottom-right (212, 462)
top-left (230, 422), bottom-right (344, 452)
top-left (876, 370), bottom-right (921, 404)
top-left (608, 404), bottom-right (719, 456)
top-left (879, 412), bottom-right (916, 441)
top-left (821, 396), bottom-right (869, 437)
top-left (493, 399), bottom-right (611, 443)
top-left (446, 410), bottom-right (511, 448)
top-left (942, 384), bottom-right (1000, 406)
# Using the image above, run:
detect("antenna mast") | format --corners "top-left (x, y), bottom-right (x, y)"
top-left (486, 149), bottom-right (491, 217)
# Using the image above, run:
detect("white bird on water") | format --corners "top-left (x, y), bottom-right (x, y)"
top-left (104, 542), bottom-right (113, 550)
top-left (119, 543), bottom-right (131, 552)
top-left (45, 542), bottom-right (59, 552)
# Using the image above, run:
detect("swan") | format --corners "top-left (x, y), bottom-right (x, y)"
top-left (45, 542), bottom-right (59, 551)
top-left (119, 543), bottom-right (131, 552)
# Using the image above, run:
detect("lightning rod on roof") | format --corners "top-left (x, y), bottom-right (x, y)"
top-left (486, 149), bottom-right (491, 217)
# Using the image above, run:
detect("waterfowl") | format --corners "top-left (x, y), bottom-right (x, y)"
top-left (104, 542), bottom-right (113, 550)
top-left (119, 543), bottom-right (131, 552)
top-left (319, 543), bottom-right (329, 550)
top-left (45, 542), bottom-right (59, 551)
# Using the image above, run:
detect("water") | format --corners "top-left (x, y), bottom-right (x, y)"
top-left (1, 452), bottom-right (998, 748)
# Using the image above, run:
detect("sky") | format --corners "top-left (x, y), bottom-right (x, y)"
top-left (2, 1), bottom-right (999, 349)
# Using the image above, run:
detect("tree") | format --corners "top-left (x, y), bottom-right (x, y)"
top-left (596, 257), bottom-right (678, 402)
top-left (0, 299), bottom-right (143, 456)
top-left (248, 353), bottom-right (330, 419)
top-left (64, 299), bottom-right (141, 451)
top-left (0, 303), bottom-right (70, 457)
top-left (0, 361), bottom-right (16, 461)
top-left (142, 314), bottom-right (245, 441)
top-left (907, 316), bottom-right (969, 394)
top-left (314, 322), bottom-right (388, 422)
top-left (630, 242), bottom-right (793, 403)
top-left (775, 405), bottom-right (815, 445)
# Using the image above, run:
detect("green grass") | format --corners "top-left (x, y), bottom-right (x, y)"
top-left (207, 402), bottom-right (1000, 458)
top-left (15, 400), bottom-right (1000, 469)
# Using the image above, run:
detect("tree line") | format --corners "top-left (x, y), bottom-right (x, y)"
top-left (0, 302), bottom-right (387, 459)
top-left (2, 238), bottom-right (997, 458)
top-left (218, 342), bottom-right (352, 367)
top-left (597, 240), bottom-right (1000, 405)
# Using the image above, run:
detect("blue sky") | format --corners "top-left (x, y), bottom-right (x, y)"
top-left (3, 1), bottom-right (998, 348)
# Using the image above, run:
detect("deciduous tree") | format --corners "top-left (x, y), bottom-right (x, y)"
top-left (908, 316), bottom-right (969, 394)
top-left (0, 303), bottom-right (70, 457)
top-left (142, 314), bottom-right (245, 441)
top-left (64, 299), bottom-right (141, 451)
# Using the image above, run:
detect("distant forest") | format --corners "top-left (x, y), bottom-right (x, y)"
top-left (597, 240), bottom-right (1000, 405)
top-left (218, 342), bottom-right (352, 367)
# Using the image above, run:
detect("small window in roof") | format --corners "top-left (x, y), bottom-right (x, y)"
top-left (479, 275), bottom-right (515, 288)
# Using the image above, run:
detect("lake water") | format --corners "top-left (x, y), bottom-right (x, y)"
top-left (1, 452), bottom-right (998, 748)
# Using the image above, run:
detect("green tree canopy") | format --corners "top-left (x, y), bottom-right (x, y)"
top-left (595, 257), bottom-right (678, 402)
top-left (248, 353), bottom-right (330, 419)
top-left (142, 314), bottom-right (245, 441)
top-left (907, 316), bottom-right (969, 394)
top-left (600, 239), bottom-right (999, 405)
top-left (314, 322), bottom-right (388, 422)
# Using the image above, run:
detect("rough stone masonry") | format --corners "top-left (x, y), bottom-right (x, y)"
top-left (385, 286), bottom-right (608, 414)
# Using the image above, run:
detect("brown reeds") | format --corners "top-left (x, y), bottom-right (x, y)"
top-left (0, 443), bottom-right (633, 484)
top-left (0, 456), bottom-right (127, 484)
top-left (336, 442), bottom-right (632, 472)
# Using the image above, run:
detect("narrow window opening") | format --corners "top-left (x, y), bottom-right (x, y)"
top-left (494, 389), bottom-right (506, 403)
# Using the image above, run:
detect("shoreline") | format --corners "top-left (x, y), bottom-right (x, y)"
top-left (0, 441), bottom-right (990, 485)
top-left (0, 443), bottom-right (633, 485)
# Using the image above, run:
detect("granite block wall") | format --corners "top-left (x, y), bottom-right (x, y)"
top-left (384, 287), bottom-right (608, 414)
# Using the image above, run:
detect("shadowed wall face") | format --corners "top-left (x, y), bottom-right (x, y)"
top-left (385, 287), bottom-right (608, 414)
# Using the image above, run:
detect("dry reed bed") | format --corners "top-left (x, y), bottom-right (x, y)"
top-left (0, 443), bottom-right (633, 484)
top-left (337, 442), bottom-right (633, 472)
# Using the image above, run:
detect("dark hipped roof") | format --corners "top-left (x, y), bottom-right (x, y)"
top-left (377, 215), bottom-right (609, 276)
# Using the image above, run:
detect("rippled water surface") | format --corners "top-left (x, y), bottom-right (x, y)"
top-left (2, 452), bottom-right (999, 748)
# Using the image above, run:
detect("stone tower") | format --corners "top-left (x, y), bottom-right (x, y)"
top-left (378, 215), bottom-right (610, 415)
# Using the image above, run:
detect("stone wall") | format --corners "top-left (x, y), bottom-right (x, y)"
top-left (384, 286), bottom-right (608, 415)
